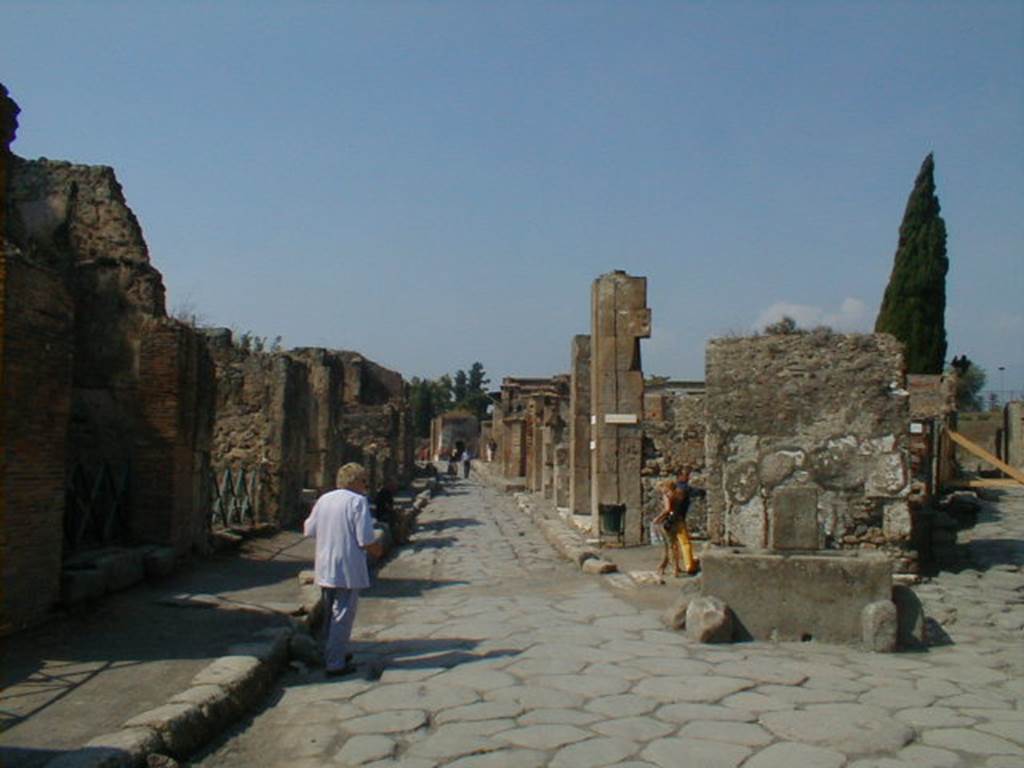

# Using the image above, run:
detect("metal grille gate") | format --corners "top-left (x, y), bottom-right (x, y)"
top-left (210, 466), bottom-right (259, 528)
top-left (64, 462), bottom-right (131, 556)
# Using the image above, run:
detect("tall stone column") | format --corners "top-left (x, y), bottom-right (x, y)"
top-left (589, 271), bottom-right (650, 545)
top-left (569, 335), bottom-right (591, 517)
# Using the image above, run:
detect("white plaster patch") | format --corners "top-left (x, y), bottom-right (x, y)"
top-left (883, 500), bottom-right (912, 539)
top-left (727, 495), bottom-right (765, 548)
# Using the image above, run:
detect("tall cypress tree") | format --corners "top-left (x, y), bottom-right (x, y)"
top-left (875, 153), bottom-right (949, 373)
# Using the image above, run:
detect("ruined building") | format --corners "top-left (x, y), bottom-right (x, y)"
top-left (0, 87), bottom-right (411, 633)
top-left (205, 335), bottom-right (413, 528)
top-left (490, 270), bottom-right (934, 577)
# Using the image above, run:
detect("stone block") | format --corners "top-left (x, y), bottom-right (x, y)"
top-left (686, 596), bottom-right (734, 643)
top-left (662, 579), bottom-right (702, 630)
top-left (618, 308), bottom-right (652, 339)
top-left (581, 558), bottom-right (617, 574)
top-left (123, 703), bottom-right (208, 758)
top-left (97, 549), bottom-right (145, 593)
top-left (701, 548), bottom-right (891, 644)
top-left (61, 568), bottom-right (107, 605)
top-left (190, 655), bottom-right (269, 708)
top-left (769, 487), bottom-right (820, 551)
top-left (143, 547), bottom-right (177, 579)
top-left (861, 600), bottom-right (898, 653)
top-left (168, 685), bottom-right (240, 733)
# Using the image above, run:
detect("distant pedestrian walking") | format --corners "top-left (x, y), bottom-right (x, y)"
top-left (461, 449), bottom-right (472, 478)
top-left (447, 448), bottom-right (458, 477)
top-left (303, 463), bottom-right (383, 676)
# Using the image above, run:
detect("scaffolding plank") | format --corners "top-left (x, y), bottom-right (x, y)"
top-left (947, 430), bottom-right (1024, 485)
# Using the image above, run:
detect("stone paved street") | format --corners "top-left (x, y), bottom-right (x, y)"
top-left (197, 479), bottom-right (1024, 768)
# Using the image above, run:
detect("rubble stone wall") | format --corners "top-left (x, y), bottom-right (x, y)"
top-left (642, 387), bottom-right (708, 538)
top-left (705, 332), bottom-right (913, 569)
top-left (207, 335), bottom-right (413, 526)
top-left (1, 254), bottom-right (73, 633)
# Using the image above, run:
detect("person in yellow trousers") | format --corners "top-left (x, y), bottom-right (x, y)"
top-left (674, 467), bottom-right (705, 575)
top-left (653, 468), bottom-right (704, 578)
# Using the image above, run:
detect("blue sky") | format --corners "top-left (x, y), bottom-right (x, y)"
top-left (3, 2), bottom-right (1022, 397)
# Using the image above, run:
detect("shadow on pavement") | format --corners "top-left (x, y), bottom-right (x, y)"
top-left (408, 536), bottom-right (458, 552)
top-left (418, 518), bottom-right (482, 532)
top-left (370, 576), bottom-right (470, 598)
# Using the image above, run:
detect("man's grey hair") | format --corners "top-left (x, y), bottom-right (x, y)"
top-left (336, 462), bottom-right (368, 490)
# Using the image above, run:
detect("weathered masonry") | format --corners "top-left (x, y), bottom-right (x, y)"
top-left (704, 331), bottom-right (916, 571)
top-left (589, 271), bottom-right (651, 545)
top-left (0, 87), bottom-right (412, 634)
top-left (205, 335), bottom-right (414, 528)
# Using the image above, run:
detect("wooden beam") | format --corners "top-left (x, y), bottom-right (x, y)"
top-left (948, 478), bottom-right (1021, 489)
top-left (947, 430), bottom-right (1024, 485)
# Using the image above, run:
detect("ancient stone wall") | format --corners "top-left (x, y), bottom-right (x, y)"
top-left (3, 145), bottom-right (216, 632)
top-left (207, 335), bottom-right (413, 526)
top-left (1, 252), bottom-right (73, 633)
top-left (642, 384), bottom-right (707, 538)
top-left (908, 374), bottom-right (956, 420)
top-left (705, 332), bottom-right (913, 570)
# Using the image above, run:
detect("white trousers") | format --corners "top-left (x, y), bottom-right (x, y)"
top-left (322, 587), bottom-right (360, 670)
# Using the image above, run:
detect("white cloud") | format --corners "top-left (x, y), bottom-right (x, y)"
top-left (753, 297), bottom-right (871, 332)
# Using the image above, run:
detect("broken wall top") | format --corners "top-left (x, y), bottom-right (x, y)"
top-left (706, 331), bottom-right (907, 439)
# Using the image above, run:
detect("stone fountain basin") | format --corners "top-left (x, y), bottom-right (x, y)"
top-left (701, 547), bottom-right (892, 644)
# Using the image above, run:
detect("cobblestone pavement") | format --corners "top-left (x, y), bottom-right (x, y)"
top-left (197, 481), bottom-right (1024, 768)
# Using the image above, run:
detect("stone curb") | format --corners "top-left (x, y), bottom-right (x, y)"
top-left (40, 479), bottom-right (436, 768)
top-left (44, 627), bottom-right (293, 768)
top-left (472, 461), bottom-right (615, 575)
top-left (507, 488), bottom-right (617, 576)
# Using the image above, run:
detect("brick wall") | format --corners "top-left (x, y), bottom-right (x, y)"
top-left (135, 318), bottom-right (214, 554)
top-left (1, 254), bottom-right (73, 633)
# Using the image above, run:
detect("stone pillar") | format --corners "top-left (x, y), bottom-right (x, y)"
top-left (569, 335), bottom-right (591, 517)
top-left (589, 271), bottom-right (650, 545)
top-left (1005, 402), bottom-right (1024, 470)
top-left (527, 396), bottom-right (545, 492)
top-left (505, 417), bottom-right (527, 479)
top-left (135, 318), bottom-right (214, 554)
top-left (553, 443), bottom-right (570, 507)
top-left (542, 424), bottom-right (555, 499)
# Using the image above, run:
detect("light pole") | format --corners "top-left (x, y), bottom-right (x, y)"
top-left (998, 366), bottom-right (1006, 405)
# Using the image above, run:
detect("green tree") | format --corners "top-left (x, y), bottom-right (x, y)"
top-left (409, 378), bottom-right (434, 439)
top-left (453, 370), bottom-right (468, 404)
top-left (468, 362), bottom-right (489, 392)
top-left (875, 153), bottom-right (949, 374)
top-left (949, 359), bottom-right (986, 412)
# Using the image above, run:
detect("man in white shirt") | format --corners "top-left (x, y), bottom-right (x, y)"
top-left (303, 462), bottom-right (383, 676)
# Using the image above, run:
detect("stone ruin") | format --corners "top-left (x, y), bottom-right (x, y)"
top-left (698, 331), bottom-right (911, 647)
top-left (493, 271), bottom-right (703, 543)
top-left (485, 269), bottom-right (950, 647)
top-left (0, 87), bottom-right (413, 633)
top-left (205, 334), bottom-right (414, 527)
top-left (430, 410), bottom-right (480, 461)
top-left (491, 376), bottom-right (570, 503)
